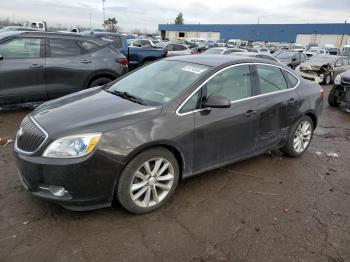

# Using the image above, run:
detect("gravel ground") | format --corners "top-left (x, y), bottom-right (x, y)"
top-left (0, 85), bottom-right (349, 262)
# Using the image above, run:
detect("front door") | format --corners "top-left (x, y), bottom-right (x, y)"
top-left (0, 36), bottom-right (46, 105)
top-left (193, 64), bottom-right (258, 171)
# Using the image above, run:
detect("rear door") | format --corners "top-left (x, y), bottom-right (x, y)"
top-left (45, 38), bottom-right (96, 99)
top-left (0, 36), bottom-right (46, 105)
top-left (253, 64), bottom-right (300, 151)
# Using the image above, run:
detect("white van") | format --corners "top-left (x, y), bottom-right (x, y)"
top-left (227, 39), bottom-right (241, 48)
top-left (23, 21), bottom-right (47, 31)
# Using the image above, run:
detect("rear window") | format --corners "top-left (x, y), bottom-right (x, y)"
top-left (79, 41), bottom-right (99, 52)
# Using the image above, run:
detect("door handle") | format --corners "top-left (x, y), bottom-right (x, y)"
top-left (287, 98), bottom-right (296, 104)
top-left (245, 110), bottom-right (256, 116)
top-left (81, 59), bottom-right (92, 64)
top-left (30, 64), bottom-right (44, 68)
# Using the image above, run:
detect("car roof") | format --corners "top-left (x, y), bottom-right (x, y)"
top-left (165, 54), bottom-right (279, 67)
top-left (0, 31), bottom-right (109, 46)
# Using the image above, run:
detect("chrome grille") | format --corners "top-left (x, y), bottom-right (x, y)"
top-left (16, 116), bottom-right (47, 153)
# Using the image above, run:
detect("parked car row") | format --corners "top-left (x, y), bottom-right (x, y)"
top-left (0, 31), bottom-right (128, 106)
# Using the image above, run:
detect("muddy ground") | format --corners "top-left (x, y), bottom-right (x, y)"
top-left (0, 85), bottom-right (349, 262)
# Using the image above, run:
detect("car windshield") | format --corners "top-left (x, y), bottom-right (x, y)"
top-left (309, 56), bottom-right (336, 64)
top-left (107, 60), bottom-right (209, 105)
top-left (202, 48), bottom-right (224, 54)
top-left (275, 52), bottom-right (295, 59)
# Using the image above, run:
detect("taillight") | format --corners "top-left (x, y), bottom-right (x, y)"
top-left (164, 50), bottom-right (169, 57)
top-left (116, 57), bottom-right (128, 66)
top-left (320, 89), bottom-right (324, 98)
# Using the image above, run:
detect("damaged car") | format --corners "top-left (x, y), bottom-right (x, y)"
top-left (328, 69), bottom-right (350, 109)
top-left (296, 55), bottom-right (350, 85)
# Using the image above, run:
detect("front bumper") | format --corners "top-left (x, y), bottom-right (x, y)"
top-left (15, 150), bottom-right (124, 211)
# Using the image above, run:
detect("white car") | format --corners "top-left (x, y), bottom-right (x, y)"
top-left (202, 47), bottom-right (247, 55)
top-left (254, 47), bottom-right (270, 54)
top-left (164, 43), bottom-right (193, 56)
top-left (292, 44), bottom-right (306, 52)
top-left (132, 39), bottom-right (160, 48)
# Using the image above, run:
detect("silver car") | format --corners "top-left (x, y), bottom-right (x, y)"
top-left (164, 43), bottom-right (193, 56)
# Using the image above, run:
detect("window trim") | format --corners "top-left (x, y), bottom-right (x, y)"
top-left (176, 62), bottom-right (300, 116)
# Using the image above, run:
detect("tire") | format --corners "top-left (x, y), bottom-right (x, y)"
top-left (328, 86), bottom-right (341, 107)
top-left (117, 147), bottom-right (179, 214)
top-left (89, 77), bottom-right (113, 88)
top-left (281, 116), bottom-right (314, 157)
top-left (142, 60), bottom-right (153, 66)
top-left (322, 74), bottom-right (331, 85)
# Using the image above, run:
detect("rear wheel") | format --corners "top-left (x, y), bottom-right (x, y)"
top-left (328, 86), bottom-right (341, 107)
top-left (281, 116), bottom-right (314, 157)
top-left (89, 77), bottom-right (113, 88)
top-left (117, 147), bottom-right (179, 214)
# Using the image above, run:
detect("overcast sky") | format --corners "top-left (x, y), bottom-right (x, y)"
top-left (0, 0), bottom-right (349, 32)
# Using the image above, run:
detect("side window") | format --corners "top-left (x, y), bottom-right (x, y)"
top-left (0, 37), bottom-right (41, 58)
top-left (166, 45), bottom-right (175, 51)
top-left (174, 45), bottom-right (182, 51)
top-left (179, 91), bottom-right (201, 113)
top-left (79, 41), bottom-right (98, 52)
top-left (342, 58), bottom-right (349, 66)
top-left (256, 65), bottom-right (288, 94)
top-left (103, 35), bottom-right (123, 49)
top-left (335, 59), bottom-right (342, 67)
top-left (283, 70), bottom-right (299, 88)
top-left (49, 39), bottom-right (81, 57)
top-left (206, 65), bottom-right (252, 101)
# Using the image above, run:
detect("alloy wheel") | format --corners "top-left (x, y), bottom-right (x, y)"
top-left (129, 158), bottom-right (175, 208)
top-left (293, 120), bottom-right (312, 153)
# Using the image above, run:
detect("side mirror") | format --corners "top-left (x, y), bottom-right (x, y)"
top-left (203, 95), bottom-right (231, 109)
top-left (0, 53), bottom-right (3, 60)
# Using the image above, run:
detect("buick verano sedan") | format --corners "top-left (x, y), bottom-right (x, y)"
top-left (15, 55), bottom-right (323, 214)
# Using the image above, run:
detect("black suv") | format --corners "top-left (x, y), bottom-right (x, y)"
top-left (0, 31), bottom-right (128, 106)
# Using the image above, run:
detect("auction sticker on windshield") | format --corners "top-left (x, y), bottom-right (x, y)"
top-left (182, 65), bottom-right (208, 74)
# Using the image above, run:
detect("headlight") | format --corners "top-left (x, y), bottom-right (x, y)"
top-left (43, 133), bottom-right (101, 158)
top-left (334, 74), bottom-right (341, 85)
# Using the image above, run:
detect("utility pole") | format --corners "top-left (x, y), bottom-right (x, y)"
top-left (89, 13), bottom-right (92, 31)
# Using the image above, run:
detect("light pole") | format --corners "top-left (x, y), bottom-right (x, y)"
top-left (102, 0), bottom-right (106, 27)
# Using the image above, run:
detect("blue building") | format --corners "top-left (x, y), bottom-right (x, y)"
top-left (158, 23), bottom-right (350, 46)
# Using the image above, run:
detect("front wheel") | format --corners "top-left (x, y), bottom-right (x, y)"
top-left (328, 86), bottom-right (341, 107)
top-left (89, 77), bottom-right (113, 88)
top-left (281, 116), bottom-right (314, 157)
top-left (117, 147), bottom-right (179, 214)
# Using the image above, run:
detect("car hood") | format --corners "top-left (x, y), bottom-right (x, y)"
top-left (340, 70), bottom-right (350, 83)
top-left (299, 62), bottom-right (332, 72)
top-left (31, 87), bottom-right (161, 136)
